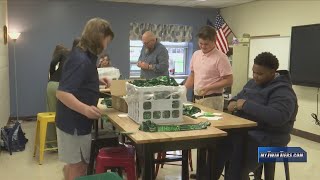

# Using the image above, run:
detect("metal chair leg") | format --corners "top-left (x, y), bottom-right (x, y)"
top-left (284, 161), bottom-right (290, 180)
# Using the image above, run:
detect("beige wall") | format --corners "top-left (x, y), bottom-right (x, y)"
top-left (221, 0), bottom-right (320, 37)
top-left (0, 0), bottom-right (10, 127)
top-left (221, 0), bottom-right (320, 135)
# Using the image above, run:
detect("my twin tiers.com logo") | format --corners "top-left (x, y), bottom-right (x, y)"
top-left (258, 147), bottom-right (307, 163)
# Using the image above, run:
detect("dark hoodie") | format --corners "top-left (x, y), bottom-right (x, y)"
top-left (49, 48), bottom-right (70, 82)
top-left (231, 70), bottom-right (298, 145)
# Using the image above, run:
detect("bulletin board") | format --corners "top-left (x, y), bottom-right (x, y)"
top-left (248, 36), bottom-right (291, 78)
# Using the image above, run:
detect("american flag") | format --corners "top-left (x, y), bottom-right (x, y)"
top-left (210, 14), bottom-right (232, 54)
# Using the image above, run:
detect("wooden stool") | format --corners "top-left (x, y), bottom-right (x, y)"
top-left (33, 112), bottom-right (57, 164)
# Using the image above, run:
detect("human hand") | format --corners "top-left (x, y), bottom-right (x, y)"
top-left (83, 105), bottom-right (102, 119)
top-left (197, 87), bottom-right (210, 96)
top-left (137, 61), bottom-right (142, 67)
top-left (137, 61), bottom-right (149, 70)
top-left (227, 101), bottom-right (237, 112)
top-left (236, 99), bottom-right (246, 110)
top-left (99, 77), bottom-right (111, 88)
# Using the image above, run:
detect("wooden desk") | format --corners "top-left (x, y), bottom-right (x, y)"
top-left (98, 99), bottom-right (257, 180)
top-left (99, 99), bottom-right (257, 131)
top-left (98, 100), bottom-right (227, 180)
top-left (191, 103), bottom-right (257, 129)
top-left (98, 99), bottom-right (228, 144)
top-left (105, 108), bottom-right (227, 144)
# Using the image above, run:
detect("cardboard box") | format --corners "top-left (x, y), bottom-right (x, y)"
top-left (111, 95), bottom-right (128, 113)
top-left (110, 80), bottom-right (128, 112)
top-left (110, 80), bottom-right (128, 96)
top-left (110, 79), bottom-right (145, 96)
top-left (109, 79), bottom-right (144, 113)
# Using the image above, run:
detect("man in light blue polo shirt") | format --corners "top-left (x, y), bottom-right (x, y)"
top-left (137, 31), bottom-right (169, 79)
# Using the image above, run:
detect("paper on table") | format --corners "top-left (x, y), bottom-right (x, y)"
top-left (207, 116), bottom-right (223, 121)
top-left (193, 112), bottom-right (203, 118)
top-left (193, 112), bottom-right (223, 120)
top-left (213, 113), bottom-right (222, 116)
top-left (118, 114), bottom-right (128, 118)
top-left (193, 112), bottom-right (221, 117)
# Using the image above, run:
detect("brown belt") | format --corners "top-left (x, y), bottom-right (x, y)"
top-left (194, 93), bottom-right (223, 100)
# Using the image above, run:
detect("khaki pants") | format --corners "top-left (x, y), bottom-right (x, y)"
top-left (46, 81), bottom-right (59, 112)
top-left (56, 128), bottom-right (91, 164)
top-left (46, 81), bottom-right (59, 141)
top-left (195, 96), bottom-right (224, 111)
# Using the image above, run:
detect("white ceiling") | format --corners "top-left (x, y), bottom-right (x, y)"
top-left (98, 0), bottom-right (257, 8)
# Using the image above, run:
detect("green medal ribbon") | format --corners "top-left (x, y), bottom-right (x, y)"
top-left (101, 97), bottom-right (112, 108)
top-left (130, 76), bottom-right (179, 87)
top-left (139, 120), bottom-right (211, 132)
top-left (183, 105), bottom-right (201, 118)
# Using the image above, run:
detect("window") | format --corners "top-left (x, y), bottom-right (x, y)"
top-left (129, 40), bottom-right (189, 77)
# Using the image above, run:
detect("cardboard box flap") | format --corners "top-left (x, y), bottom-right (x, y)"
top-left (110, 80), bottom-right (127, 96)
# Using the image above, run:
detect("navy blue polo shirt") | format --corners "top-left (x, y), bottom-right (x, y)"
top-left (55, 47), bottom-right (99, 135)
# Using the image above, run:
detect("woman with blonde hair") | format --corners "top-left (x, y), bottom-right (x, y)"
top-left (55, 18), bottom-right (114, 180)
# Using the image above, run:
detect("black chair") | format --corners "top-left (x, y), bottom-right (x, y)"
top-left (155, 150), bottom-right (193, 178)
top-left (252, 161), bottom-right (290, 180)
top-left (253, 104), bottom-right (298, 180)
top-left (87, 119), bottom-right (119, 175)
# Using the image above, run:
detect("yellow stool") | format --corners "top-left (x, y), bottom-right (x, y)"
top-left (33, 112), bottom-right (58, 164)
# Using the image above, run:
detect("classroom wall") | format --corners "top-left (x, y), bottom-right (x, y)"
top-left (0, 0), bottom-right (10, 127)
top-left (8, 0), bottom-right (217, 116)
top-left (221, 0), bottom-right (320, 135)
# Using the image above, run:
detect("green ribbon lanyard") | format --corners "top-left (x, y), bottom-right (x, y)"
top-left (131, 76), bottom-right (179, 87)
top-left (139, 120), bottom-right (211, 132)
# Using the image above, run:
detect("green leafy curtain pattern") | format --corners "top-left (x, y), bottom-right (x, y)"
top-left (130, 22), bottom-right (193, 42)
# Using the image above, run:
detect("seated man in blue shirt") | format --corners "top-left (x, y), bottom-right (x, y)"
top-left (214, 52), bottom-right (298, 180)
top-left (137, 31), bottom-right (169, 79)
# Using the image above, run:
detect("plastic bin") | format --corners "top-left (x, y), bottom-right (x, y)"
top-left (125, 83), bottom-right (186, 124)
top-left (97, 67), bottom-right (120, 80)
